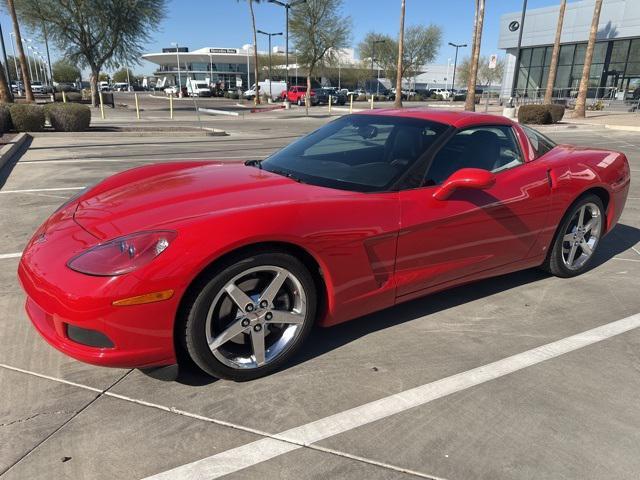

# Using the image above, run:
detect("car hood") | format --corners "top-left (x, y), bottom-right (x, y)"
top-left (74, 161), bottom-right (334, 239)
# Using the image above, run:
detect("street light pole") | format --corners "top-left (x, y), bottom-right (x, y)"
top-left (257, 30), bottom-right (283, 100)
top-left (9, 32), bottom-right (21, 95)
top-left (268, 0), bottom-right (306, 86)
top-left (371, 39), bottom-right (385, 95)
top-left (448, 42), bottom-right (467, 101)
top-left (42, 21), bottom-right (53, 85)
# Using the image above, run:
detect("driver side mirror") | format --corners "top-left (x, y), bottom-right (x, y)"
top-left (433, 168), bottom-right (496, 201)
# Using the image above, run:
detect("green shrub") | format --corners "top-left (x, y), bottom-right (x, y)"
top-left (413, 94), bottom-right (424, 101)
top-left (433, 94), bottom-right (444, 101)
top-left (356, 94), bottom-right (367, 102)
top-left (549, 103), bottom-right (565, 122)
top-left (230, 92), bottom-right (240, 100)
top-left (0, 103), bottom-right (13, 132)
top-left (518, 104), bottom-right (553, 124)
top-left (54, 91), bottom-right (83, 103)
top-left (9, 104), bottom-right (45, 132)
top-left (44, 103), bottom-right (91, 131)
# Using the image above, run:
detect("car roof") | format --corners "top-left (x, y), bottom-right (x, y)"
top-left (354, 108), bottom-right (515, 128)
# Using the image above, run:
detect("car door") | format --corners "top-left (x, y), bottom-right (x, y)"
top-left (395, 124), bottom-right (551, 299)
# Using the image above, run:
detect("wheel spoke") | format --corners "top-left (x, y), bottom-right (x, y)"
top-left (268, 310), bottom-right (305, 325)
top-left (225, 283), bottom-right (254, 312)
top-left (563, 233), bottom-right (575, 243)
top-left (250, 328), bottom-right (266, 366)
top-left (581, 240), bottom-right (593, 256)
top-left (567, 243), bottom-right (579, 266)
top-left (209, 319), bottom-right (248, 350)
top-left (576, 206), bottom-right (586, 228)
top-left (584, 217), bottom-right (600, 234)
top-left (259, 269), bottom-right (289, 306)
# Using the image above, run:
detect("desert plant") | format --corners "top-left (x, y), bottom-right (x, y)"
top-left (9, 103), bottom-right (45, 131)
top-left (549, 103), bottom-right (566, 122)
top-left (44, 103), bottom-right (91, 131)
top-left (518, 104), bottom-right (553, 124)
top-left (0, 103), bottom-right (13, 132)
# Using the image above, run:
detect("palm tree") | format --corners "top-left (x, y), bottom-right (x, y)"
top-left (544, 0), bottom-right (567, 104)
top-left (465, 0), bottom-right (485, 111)
top-left (238, 0), bottom-right (261, 104)
top-left (0, 62), bottom-right (11, 102)
top-left (393, 0), bottom-right (406, 109)
top-left (6, 0), bottom-right (33, 101)
top-left (574, 0), bottom-right (603, 117)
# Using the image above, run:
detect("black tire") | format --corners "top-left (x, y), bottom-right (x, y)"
top-left (297, 98), bottom-right (302, 106)
top-left (181, 251), bottom-right (317, 381)
top-left (543, 193), bottom-right (605, 278)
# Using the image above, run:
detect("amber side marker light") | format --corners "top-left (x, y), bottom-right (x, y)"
top-left (112, 290), bottom-right (174, 306)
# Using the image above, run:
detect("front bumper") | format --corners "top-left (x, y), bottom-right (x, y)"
top-left (18, 211), bottom-right (179, 368)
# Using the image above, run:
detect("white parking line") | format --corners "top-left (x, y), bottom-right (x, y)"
top-left (145, 312), bottom-right (640, 480)
top-left (0, 187), bottom-right (86, 194)
top-left (0, 253), bottom-right (22, 259)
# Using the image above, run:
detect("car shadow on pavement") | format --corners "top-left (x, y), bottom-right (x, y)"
top-left (144, 223), bottom-right (640, 385)
top-left (0, 135), bottom-right (32, 190)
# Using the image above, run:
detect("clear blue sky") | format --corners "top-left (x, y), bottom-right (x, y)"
top-left (1, 0), bottom-right (563, 76)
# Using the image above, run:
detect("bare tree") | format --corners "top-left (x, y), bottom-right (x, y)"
top-left (290, 0), bottom-right (351, 112)
top-left (574, 0), bottom-right (603, 117)
top-left (238, 0), bottom-right (262, 104)
top-left (5, 0), bottom-right (33, 101)
top-left (394, 0), bottom-right (406, 108)
top-left (465, 0), bottom-right (485, 111)
top-left (359, 26), bottom-right (441, 91)
top-left (544, 0), bottom-right (567, 104)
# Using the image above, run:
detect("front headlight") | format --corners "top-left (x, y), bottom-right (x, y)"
top-left (67, 230), bottom-right (177, 276)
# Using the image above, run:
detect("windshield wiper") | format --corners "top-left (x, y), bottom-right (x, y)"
top-left (265, 167), bottom-right (306, 184)
top-left (244, 159), bottom-right (263, 169)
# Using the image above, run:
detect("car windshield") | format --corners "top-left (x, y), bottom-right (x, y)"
top-left (260, 115), bottom-right (448, 192)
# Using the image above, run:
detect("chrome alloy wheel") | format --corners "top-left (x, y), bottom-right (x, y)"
top-left (561, 202), bottom-right (602, 270)
top-left (205, 266), bottom-right (307, 369)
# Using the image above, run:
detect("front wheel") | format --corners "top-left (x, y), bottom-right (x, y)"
top-left (181, 251), bottom-right (317, 381)
top-left (544, 194), bottom-right (604, 277)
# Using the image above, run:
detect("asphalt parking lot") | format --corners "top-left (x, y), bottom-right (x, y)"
top-left (1, 119), bottom-right (640, 479)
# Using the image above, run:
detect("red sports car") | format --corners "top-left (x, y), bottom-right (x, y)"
top-left (19, 110), bottom-right (630, 381)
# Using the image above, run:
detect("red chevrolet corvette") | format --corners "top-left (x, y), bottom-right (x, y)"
top-left (19, 110), bottom-right (630, 380)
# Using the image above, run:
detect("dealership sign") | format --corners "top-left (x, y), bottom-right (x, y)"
top-left (210, 48), bottom-right (238, 54)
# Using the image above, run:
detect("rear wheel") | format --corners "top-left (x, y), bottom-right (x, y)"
top-left (181, 252), bottom-right (317, 381)
top-left (544, 194), bottom-right (604, 277)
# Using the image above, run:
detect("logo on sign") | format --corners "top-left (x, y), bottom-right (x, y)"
top-left (509, 21), bottom-right (520, 32)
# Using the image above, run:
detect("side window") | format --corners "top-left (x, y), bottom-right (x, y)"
top-left (424, 125), bottom-right (524, 186)
top-left (522, 125), bottom-right (556, 158)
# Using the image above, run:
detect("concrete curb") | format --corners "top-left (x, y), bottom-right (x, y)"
top-left (198, 108), bottom-right (240, 117)
top-left (0, 133), bottom-right (30, 170)
top-left (29, 128), bottom-right (228, 138)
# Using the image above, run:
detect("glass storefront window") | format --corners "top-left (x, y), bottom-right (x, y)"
top-left (610, 40), bottom-right (630, 63)
top-left (574, 43), bottom-right (587, 64)
top-left (517, 67), bottom-right (528, 90)
top-left (544, 47), bottom-right (552, 66)
top-left (629, 40), bottom-right (640, 63)
top-left (531, 47), bottom-right (545, 66)
top-left (592, 42), bottom-right (607, 64)
top-left (559, 44), bottom-right (575, 65)
top-left (555, 65), bottom-right (571, 89)
top-left (520, 48), bottom-right (532, 66)
top-left (528, 66), bottom-right (543, 91)
top-left (626, 63), bottom-right (640, 75)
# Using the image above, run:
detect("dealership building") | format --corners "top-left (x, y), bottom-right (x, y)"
top-left (499, 0), bottom-right (640, 100)
top-left (142, 45), bottom-right (458, 91)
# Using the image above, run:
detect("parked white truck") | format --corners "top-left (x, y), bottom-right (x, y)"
top-left (186, 78), bottom-right (212, 97)
top-left (244, 80), bottom-right (287, 101)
